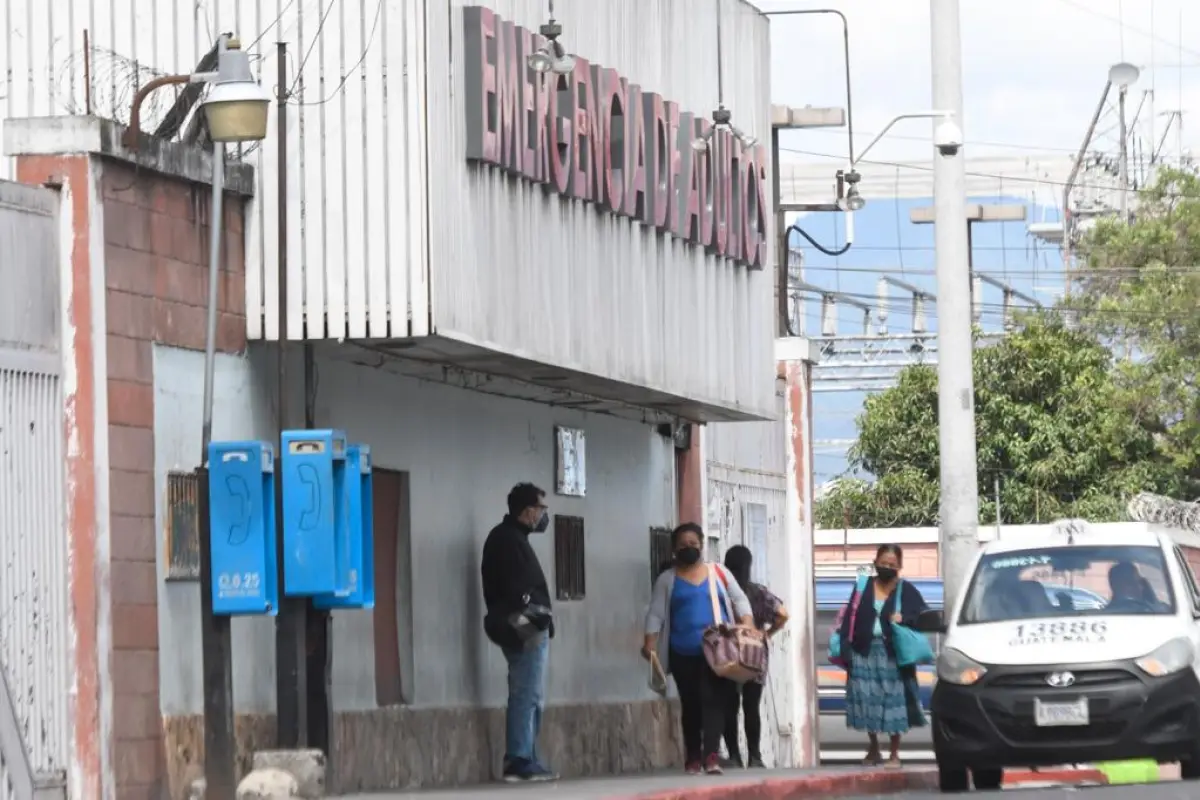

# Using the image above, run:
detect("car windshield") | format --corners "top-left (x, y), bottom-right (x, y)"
top-left (959, 544), bottom-right (1176, 625)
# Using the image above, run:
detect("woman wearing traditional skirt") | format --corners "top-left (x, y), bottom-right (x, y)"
top-left (837, 544), bottom-right (929, 769)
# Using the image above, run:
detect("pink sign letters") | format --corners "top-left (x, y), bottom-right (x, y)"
top-left (462, 6), bottom-right (768, 269)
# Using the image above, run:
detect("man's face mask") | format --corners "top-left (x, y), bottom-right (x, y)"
top-left (531, 509), bottom-right (550, 533)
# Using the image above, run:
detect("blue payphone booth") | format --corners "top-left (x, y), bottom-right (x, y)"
top-left (207, 440), bottom-right (279, 615)
top-left (280, 429), bottom-right (349, 596)
top-left (314, 444), bottom-right (375, 609)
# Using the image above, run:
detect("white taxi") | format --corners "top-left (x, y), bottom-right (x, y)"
top-left (918, 522), bottom-right (1200, 792)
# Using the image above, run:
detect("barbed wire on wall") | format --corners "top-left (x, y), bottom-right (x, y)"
top-left (1127, 492), bottom-right (1200, 534)
top-left (54, 46), bottom-right (181, 127)
top-left (50, 44), bottom-right (263, 161)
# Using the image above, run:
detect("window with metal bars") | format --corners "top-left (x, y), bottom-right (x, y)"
top-left (165, 471), bottom-right (201, 580)
top-left (650, 526), bottom-right (673, 584)
top-left (554, 515), bottom-right (586, 601)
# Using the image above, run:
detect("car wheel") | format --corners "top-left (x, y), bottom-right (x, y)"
top-left (938, 763), bottom-right (970, 793)
top-left (972, 768), bottom-right (1003, 791)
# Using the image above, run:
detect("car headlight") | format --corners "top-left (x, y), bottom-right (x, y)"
top-left (937, 648), bottom-right (987, 686)
top-left (1135, 637), bottom-right (1196, 678)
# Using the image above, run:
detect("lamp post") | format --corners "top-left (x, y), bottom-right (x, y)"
top-left (125, 33), bottom-right (270, 800)
top-left (779, 110), bottom-right (960, 290)
top-left (1109, 62), bottom-right (1140, 222)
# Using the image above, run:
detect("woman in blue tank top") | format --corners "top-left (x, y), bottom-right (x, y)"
top-left (643, 523), bottom-right (754, 776)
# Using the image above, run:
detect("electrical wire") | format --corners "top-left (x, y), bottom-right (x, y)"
top-left (793, 127), bottom-right (1100, 156)
top-left (1051, 0), bottom-right (1200, 62)
top-left (779, 144), bottom-right (1199, 198)
top-left (246, 0), bottom-right (303, 51)
top-left (289, 0), bottom-right (339, 96)
top-left (790, 222), bottom-right (850, 256)
top-left (288, 0), bottom-right (384, 106)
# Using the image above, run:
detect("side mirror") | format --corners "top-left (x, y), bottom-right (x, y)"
top-left (914, 609), bottom-right (947, 634)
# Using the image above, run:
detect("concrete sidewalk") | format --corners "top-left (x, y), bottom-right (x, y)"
top-left (333, 766), bottom-right (937, 799)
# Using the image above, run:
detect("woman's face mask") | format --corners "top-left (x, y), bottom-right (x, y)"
top-left (875, 564), bottom-right (899, 581)
top-left (675, 546), bottom-right (702, 566)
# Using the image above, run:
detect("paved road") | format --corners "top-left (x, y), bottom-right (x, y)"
top-left (850, 781), bottom-right (1191, 799)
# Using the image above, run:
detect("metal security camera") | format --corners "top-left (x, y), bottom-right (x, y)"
top-left (934, 120), bottom-right (964, 156)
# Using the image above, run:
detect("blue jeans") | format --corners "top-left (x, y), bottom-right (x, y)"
top-left (502, 631), bottom-right (549, 765)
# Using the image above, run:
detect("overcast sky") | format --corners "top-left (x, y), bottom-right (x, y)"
top-left (758, 0), bottom-right (1200, 168)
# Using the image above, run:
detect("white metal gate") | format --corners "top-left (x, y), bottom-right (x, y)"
top-left (0, 181), bottom-right (69, 800)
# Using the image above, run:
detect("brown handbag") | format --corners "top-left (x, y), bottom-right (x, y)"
top-left (701, 565), bottom-right (766, 684)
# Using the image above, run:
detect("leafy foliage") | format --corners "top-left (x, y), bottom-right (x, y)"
top-left (1066, 168), bottom-right (1200, 485)
top-left (815, 320), bottom-right (1182, 528)
top-left (817, 168), bottom-right (1200, 530)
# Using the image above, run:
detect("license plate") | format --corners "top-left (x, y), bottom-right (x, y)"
top-left (1034, 697), bottom-right (1089, 727)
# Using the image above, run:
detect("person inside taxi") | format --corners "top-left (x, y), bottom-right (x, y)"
top-left (1107, 561), bottom-right (1162, 612)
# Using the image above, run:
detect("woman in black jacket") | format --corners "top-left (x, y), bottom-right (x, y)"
top-left (837, 544), bottom-right (928, 768)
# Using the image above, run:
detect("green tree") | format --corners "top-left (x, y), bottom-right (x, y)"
top-left (1066, 167), bottom-right (1200, 484)
top-left (815, 320), bottom-right (1182, 528)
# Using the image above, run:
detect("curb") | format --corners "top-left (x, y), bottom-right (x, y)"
top-left (626, 768), bottom-right (938, 800)
top-left (1004, 768), bottom-right (1107, 786)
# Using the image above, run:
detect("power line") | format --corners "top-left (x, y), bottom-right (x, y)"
top-left (780, 145), bottom-right (1198, 198)
top-left (792, 261), bottom-right (1200, 276)
top-left (796, 288), bottom-right (1200, 323)
top-left (245, 0), bottom-right (303, 51)
top-left (791, 127), bottom-right (1089, 155)
top-left (289, 0), bottom-right (385, 106)
top-left (290, 0), bottom-right (339, 95)
top-left (1051, 0), bottom-right (1200, 62)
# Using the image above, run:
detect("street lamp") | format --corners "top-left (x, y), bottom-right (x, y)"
top-left (203, 49), bottom-right (273, 141)
top-left (693, 0), bottom-right (758, 151)
top-left (526, 0), bottom-right (576, 75)
top-left (123, 35), bottom-right (270, 151)
top-left (692, 104), bottom-right (758, 151)
top-left (122, 33), bottom-right (270, 800)
top-left (782, 109), bottom-right (958, 218)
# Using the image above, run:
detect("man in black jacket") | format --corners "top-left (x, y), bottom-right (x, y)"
top-left (481, 483), bottom-right (558, 783)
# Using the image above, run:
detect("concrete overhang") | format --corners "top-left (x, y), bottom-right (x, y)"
top-left (909, 203), bottom-right (1027, 224)
top-left (321, 336), bottom-right (775, 425)
top-left (1028, 221), bottom-right (1065, 243)
top-left (771, 105), bottom-right (846, 129)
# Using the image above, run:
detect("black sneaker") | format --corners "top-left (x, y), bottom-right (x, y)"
top-left (503, 759), bottom-right (558, 783)
top-left (747, 756), bottom-right (765, 769)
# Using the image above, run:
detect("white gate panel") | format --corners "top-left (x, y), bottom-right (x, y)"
top-left (0, 351), bottom-right (69, 786)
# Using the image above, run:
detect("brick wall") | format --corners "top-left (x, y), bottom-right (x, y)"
top-left (100, 160), bottom-right (247, 799)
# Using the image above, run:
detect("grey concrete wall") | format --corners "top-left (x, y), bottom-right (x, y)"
top-left (153, 345), bottom-right (278, 716)
top-left (153, 344), bottom-right (677, 716)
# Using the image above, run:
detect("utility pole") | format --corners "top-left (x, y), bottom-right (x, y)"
top-left (274, 41), bottom-right (310, 749)
top-left (930, 0), bottom-right (979, 608)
